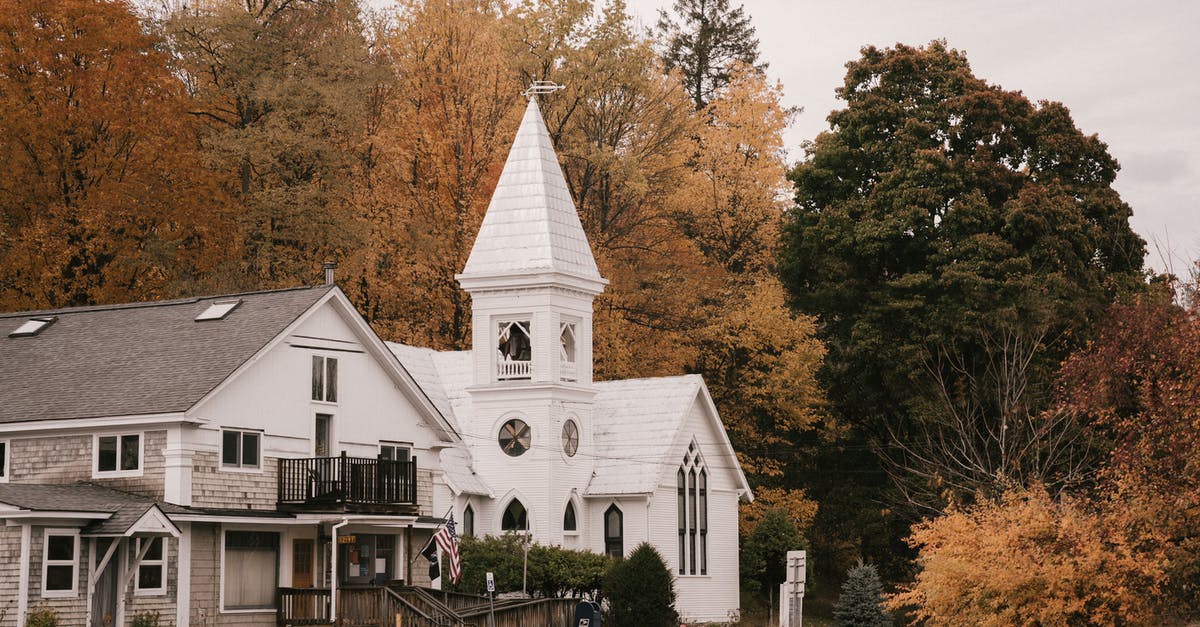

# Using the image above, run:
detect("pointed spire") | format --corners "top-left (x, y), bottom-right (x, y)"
top-left (460, 99), bottom-right (603, 284)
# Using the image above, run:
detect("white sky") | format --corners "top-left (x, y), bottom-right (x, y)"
top-left (626, 0), bottom-right (1200, 273)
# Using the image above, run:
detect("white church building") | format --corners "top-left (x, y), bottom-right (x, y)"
top-left (394, 97), bottom-right (753, 623)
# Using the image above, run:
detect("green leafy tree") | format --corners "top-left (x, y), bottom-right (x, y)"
top-left (780, 41), bottom-right (1146, 550)
top-left (740, 508), bottom-right (804, 597)
top-left (602, 542), bottom-right (678, 627)
top-left (656, 0), bottom-right (765, 107)
top-left (833, 561), bottom-right (891, 627)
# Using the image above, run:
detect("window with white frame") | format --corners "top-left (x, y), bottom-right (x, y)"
top-left (222, 429), bottom-right (261, 469)
top-left (678, 441), bottom-right (708, 575)
top-left (0, 439), bottom-right (8, 481)
top-left (311, 355), bottom-right (338, 403)
top-left (42, 529), bottom-right (79, 597)
top-left (379, 442), bottom-right (411, 463)
top-left (497, 320), bottom-right (532, 380)
top-left (223, 530), bottom-right (279, 610)
top-left (95, 433), bottom-right (141, 475)
top-left (559, 321), bottom-right (577, 381)
top-left (132, 537), bottom-right (167, 595)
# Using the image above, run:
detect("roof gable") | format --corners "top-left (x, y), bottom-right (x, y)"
top-left (0, 286), bottom-right (333, 424)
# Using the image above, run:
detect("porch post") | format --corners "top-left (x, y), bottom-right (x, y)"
top-left (331, 518), bottom-right (349, 621)
top-left (17, 523), bottom-right (30, 625)
top-left (177, 523), bottom-right (192, 627)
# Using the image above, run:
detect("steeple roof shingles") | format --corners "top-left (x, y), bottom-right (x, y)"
top-left (461, 98), bottom-right (601, 280)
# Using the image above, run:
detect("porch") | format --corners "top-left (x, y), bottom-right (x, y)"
top-left (277, 453), bottom-right (419, 514)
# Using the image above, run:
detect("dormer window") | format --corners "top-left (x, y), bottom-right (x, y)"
top-left (559, 322), bottom-right (577, 381)
top-left (497, 320), bottom-right (531, 380)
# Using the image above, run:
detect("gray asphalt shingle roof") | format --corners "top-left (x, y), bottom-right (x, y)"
top-left (0, 482), bottom-right (190, 535)
top-left (0, 286), bottom-right (333, 423)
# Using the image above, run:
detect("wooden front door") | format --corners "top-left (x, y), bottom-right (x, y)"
top-left (293, 539), bottom-right (314, 588)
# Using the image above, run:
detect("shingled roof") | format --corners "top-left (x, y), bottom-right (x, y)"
top-left (0, 482), bottom-right (189, 535)
top-left (0, 286), bottom-right (334, 423)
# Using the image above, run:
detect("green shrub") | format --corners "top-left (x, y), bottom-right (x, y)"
top-left (25, 605), bottom-right (59, 627)
top-left (833, 561), bottom-right (891, 627)
top-left (450, 533), bottom-right (611, 599)
top-left (602, 542), bottom-right (678, 627)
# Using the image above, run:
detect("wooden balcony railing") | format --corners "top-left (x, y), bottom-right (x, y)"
top-left (277, 453), bottom-right (417, 512)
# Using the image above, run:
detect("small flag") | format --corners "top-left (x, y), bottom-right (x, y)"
top-left (433, 514), bottom-right (461, 584)
top-left (421, 537), bottom-right (440, 582)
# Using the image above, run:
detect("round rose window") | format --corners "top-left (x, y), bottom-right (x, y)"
top-left (561, 420), bottom-right (579, 457)
top-left (498, 419), bottom-right (531, 457)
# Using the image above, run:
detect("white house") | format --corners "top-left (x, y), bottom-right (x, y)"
top-left (391, 97), bottom-right (753, 624)
top-left (0, 285), bottom-right (460, 626)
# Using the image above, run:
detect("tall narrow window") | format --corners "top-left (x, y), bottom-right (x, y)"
top-left (502, 499), bottom-right (528, 531)
top-left (463, 504), bottom-right (475, 537)
top-left (559, 322), bottom-right (577, 381)
top-left (699, 470), bottom-right (708, 575)
top-left (677, 469), bottom-right (686, 574)
top-left (678, 442), bottom-right (708, 576)
top-left (133, 537), bottom-right (166, 595)
top-left (563, 501), bottom-right (578, 532)
top-left (604, 505), bottom-right (623, 559)
top-left (0, 440), bottom-right (8, 480)
top-left (42, 530), bottom-right (78, 597)
top-left (311, 356), bottom-right (338, 402)
top-left (688, 469), bottom-right (697, 575)
top-left (315, 414), bottom-right (332, 457)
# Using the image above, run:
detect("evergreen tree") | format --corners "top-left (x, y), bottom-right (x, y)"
top-left (602, 543), bottom-right (678, 627)
top-left (656, 0), bottom-right (765, 107)
top-left (834, 562), bottom-right (891, 627)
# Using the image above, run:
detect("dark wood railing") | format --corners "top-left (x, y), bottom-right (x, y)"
top-left (279, 587), bottom-right (464, 627)
top-left (277, 587), bottom-right (331, 625)
top-left (278, 453), bottom-right (417, 512)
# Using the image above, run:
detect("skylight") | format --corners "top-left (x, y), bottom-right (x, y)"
top-left (9, 316), bottom-right (57, 338)
top-left (195, 300), bottom-right (242, 322)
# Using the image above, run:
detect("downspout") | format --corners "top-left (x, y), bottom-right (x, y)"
top-left (330, 518), bottom-right (350, 621)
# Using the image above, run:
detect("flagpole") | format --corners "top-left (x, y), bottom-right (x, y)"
top-left (417, 503), bottom-right (457, 556)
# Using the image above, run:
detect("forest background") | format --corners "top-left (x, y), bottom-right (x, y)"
top-left (0, 0), bottom-right (1196, 622)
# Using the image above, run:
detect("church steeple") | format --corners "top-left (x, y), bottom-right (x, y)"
top-left (457, 95), bottom-right (606, 389)
top-left (460, 98), bottom-right (604, 287)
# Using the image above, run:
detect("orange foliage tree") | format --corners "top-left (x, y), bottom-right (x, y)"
top-left (0, 0), bottom-right (232, 310)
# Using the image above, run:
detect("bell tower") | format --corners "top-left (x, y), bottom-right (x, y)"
top-left (455, 90), bottom-right (606, 541)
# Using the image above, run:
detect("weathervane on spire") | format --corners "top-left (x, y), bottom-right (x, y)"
top-left (523, 80), bottom-right (564, 100)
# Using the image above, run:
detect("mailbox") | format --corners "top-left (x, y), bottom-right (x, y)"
top-left (574, 600), bottom-right (601, 627)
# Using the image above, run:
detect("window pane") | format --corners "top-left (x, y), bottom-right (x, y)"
top-left (98, 436), bottom-right (117, 471)
top-left (312, 356), bottom-right (324, 401)
top-left (143, 537), bottom-right (163, 560)
top-left (224, 531), bottom-right (279, 609)
top-left (222, 431), bottom-right (240, 466)
top-left (47, 535), bottom-right (74, 561)
top-left (138, 564), bottom-right (163, 589)
top-left (120, 434), bottom-right (139, 471)
top-left (242, 433), bottom-right (259, 467)
top-left (564, 503), bottom-right (577, 531)
top-left (379, 446), bottom-right (393, 460)
top-left (325, 358), bottom-right (338, 403)
top-left (45, 564), bottom-right (74, 591)
top-left (0, 441), bottom-right (6, 477)
top-left (464, 505), bottom-right (475, 537)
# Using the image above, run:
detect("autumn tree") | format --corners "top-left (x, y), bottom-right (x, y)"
top-left (656, 0), bottom-right (765, 108)
top-left (890, 485), bottom-right (1170, 625)
top-left (348, 0), bottom-right (521, 348)
top-left (781, 41), bottom-right (1146, 523)
top-left (162, 0), bottom-right (377, 288)
top-left (0, 0), bottom-right (234, 310)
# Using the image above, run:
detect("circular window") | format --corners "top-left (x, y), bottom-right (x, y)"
top-left (498, 419), bottom-right (531, 457)
top-left (561, 420), bottom-right (579, 457)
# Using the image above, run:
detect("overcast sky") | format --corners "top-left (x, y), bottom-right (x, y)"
top-left (626, 0), bottom-right (1200, 272)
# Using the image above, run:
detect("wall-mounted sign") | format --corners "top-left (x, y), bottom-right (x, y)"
top-left (337, 535), bottom-right (358, 544)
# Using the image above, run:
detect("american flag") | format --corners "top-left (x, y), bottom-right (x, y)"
top-left (433, 514), bottom-right (461, 584)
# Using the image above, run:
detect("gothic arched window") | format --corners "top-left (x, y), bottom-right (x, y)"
top-left (563, 501), bottom-right (577, 532)
top-left (502, 499), bottom-right (528, 531)
top-left (604, 504), bottom-right (623, 559)
top-left (463, 504), bottom-right (475, 537)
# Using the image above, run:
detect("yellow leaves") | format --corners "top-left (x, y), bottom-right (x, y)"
top-left (891, 485), bottom-right (1171, 626)
top-left (740, 486), bottom-right (818, 540)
